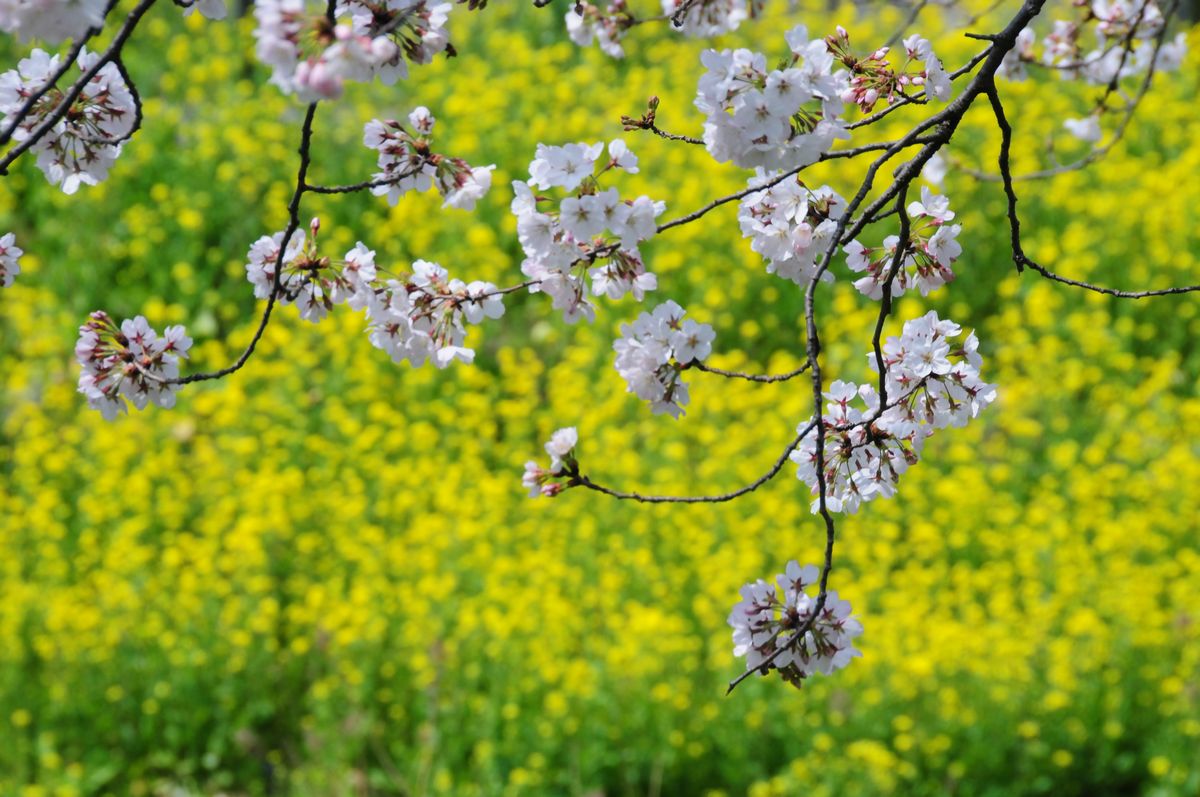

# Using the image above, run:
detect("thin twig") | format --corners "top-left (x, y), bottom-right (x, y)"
top-left (688, 361), bottom-right (811, 383)
top-left (572, 421), bottom-right (817, 504)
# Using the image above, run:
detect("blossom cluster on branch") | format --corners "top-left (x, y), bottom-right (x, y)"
top-left (75, 312), bottom-right (193, 420)
top-left (523, 427), bottom-right (580, 497)
top-left (244, 217), bottom-right (505, 365)
top-left (254, 0), bottom-right (454, 100)
top-left (0, 0), bottom-right (107, 43)
top-left (514, 139), bottom-right (663, 322)
top-left (0, 48), bottom-right (137, 193)
top-left (845, 186), bottom-right (963, 298)
top-left (363, 106), bottom-right (494, 210)
top-left (729, 561), bottom-right (863, 688)
top-left (613, 300), bottom-right (715, 417)
top-left (791, 311), bottom-right (996, 514)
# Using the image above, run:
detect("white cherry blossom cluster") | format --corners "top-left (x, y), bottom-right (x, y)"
top-left (253, 0), bottom-right (454, 100)
top-left (514, 139), bottom-right (664, 323)
top-left (565, 0), bottom-right (764, 57)
top-left (824, 27), bottom-right (951, 113)
top-left (565, 1), bottom-right (629, 58)
top-left (245, 218), bottom-right (361, 323)
top-left (0, 232), bottom-right (21, 287)
top-left (1001, 0), bottom-right (1187, 90)
top-left (0, 0), bottom-right (106, 43)
top-left (613, 300), bottom-right (715, 418)
top-left (0, 48), bottom-right (137, 194)
top-left (738, 174), bottom-right (845, 286)
top-left (244, 219), bottom-right (504, 365)
top-left (695, 26), bottom-right (849, 171)
top-left (360, 259), bottom-right (504, 368)
top-left (790, 311), bottom-right (995, 514)
top-left (844, 186), bottom-right (962, 299)
top-left (523, 427), bottom-right (579, 498)
top-left (363, 107), bottom-right (494, 210)
top-left (664, 0), bottom-right (762, 37)
top-left (75, 312), bottom-right (192, 420)
top-left (729, 561), bottom-right (863, 688)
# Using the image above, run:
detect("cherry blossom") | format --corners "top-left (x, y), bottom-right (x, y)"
top-left (844, 187), bottom-right (963, 299)
top-left (1063, 115), bottom-right (1102, 143)
top-left (695, 26), bottom-right (849, 171)
top-left (514, 140), bottom-right (665, 322)
top-left (359, 259), bottom-right (505, 368)
top-left (523, 427), bottom-right (579, 497)
top-left (790, 312), bottom-right (996, 513)
top-left (663, 0), bottom-right (755, 37)
top-left (75, 311), bottom-right (192, 420)
top-left (566, 2), bottom-right (628, 58)
top-left (738, 174), bottom-right (845, 286)
top-left (363, 108), bottom-right (494, 209)
top-left (729, 560), bottom-right (863, 687)
top-left (0, 232), bottom-right (21, 288)
top-left (613, 301), bottom-right (714, 418)
top-left (0, 48), bottom-right (137, 193)
top-left (0, 0), bottom-right (106, 44)
top-left (254, 0), bottom-right (454, 99)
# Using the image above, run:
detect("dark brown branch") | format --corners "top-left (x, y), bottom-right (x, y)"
top-left (990, 74), bottom-right (1200, 297)
top-left (304, 171), bottom-right (419, 195)
top-left (988, 87), bottom-right (1025, 273)
top-left (1021, 261), bottom-right (1200, 298)
top-left (656, 137), bottom-right (930, 235)
top-left (871, 193), bottom-right (911, 406)
top-left (171, 103), bottom-right (320, 385)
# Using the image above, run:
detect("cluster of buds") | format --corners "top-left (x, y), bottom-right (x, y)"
top-left (613, 300), bottom-right (715, 418)
top-left (363, 107), bottom-right (494, 210)
top-left (844, 186), bottom-right (962, 299)
top-left (361, 259), bottom-right (504, 368)
top-left (729, 561), bottom-right (863, 688)
top-left (523, 427), bottom-right (579, 497)
top-left (790, 311), bottom-right (995, 514)
top-left (0, 49), bottom-right (138, 193)
top-left (513, 139), bottom-right (664, 323)
top-left (0, 0), bottom-right (106, 43)
top-left (825, 28), bottom-right (951, 112)
top-left (75, 312), bottom-right (193, 420)
top-left (0, 232), bottom-right (21, 287)
top-left (253, 0), bottom-right (455, 100)
top-left (738, 174), bottom-right (845, 286)
top-left (694, 26), bottom-right (849, 171)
